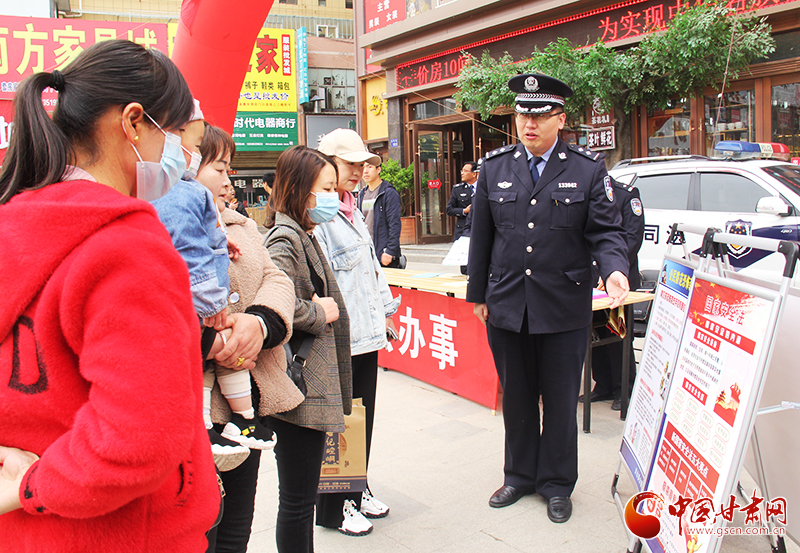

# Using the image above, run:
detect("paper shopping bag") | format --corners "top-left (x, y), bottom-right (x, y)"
top-left (318, 398), bottom-right (367, 493)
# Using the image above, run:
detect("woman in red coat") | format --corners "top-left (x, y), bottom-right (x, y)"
top-left (0, 40), bottom-right (220, 552)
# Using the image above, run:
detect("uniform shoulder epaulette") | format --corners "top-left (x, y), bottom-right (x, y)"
top-left (567, 143), bottom-right (604, 161)
top-left (612, 179), bottom-right (634, 193)
top-left (485, 145), bottom-right (515, 160)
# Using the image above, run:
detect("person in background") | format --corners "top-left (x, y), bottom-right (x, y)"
top-left (223, 182), bottom-right (250, 218)
top-left (199, 126), bottom-right (302, 553)
top-left (262, 172), bottom-right (274, 205)
top-left (354, 147), bottom-right (403, 268)
top-left (314, 128), bottom-right (400, 537)
top-left (584, 179), bottom-right (645, 410)
top-left (467, 73), bottom-right (629, 524)
top-left (446, 161), bottom-right (479, 241)
top-left (0, 40), bottom-right (219, 552)
top-left (264, 145), bottom-right (352, 553)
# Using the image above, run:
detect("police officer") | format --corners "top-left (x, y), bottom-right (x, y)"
top-left (466, 73), bottom-right (630, 523)
top-left (587, 180), bottom-right (645, 410)
top-left (446, 161), bottom-right (479, 241)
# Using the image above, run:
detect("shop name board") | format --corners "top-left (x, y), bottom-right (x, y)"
top-left (395, 0), bottom-right (796, 91)
top-left (364, 0), bottom-right (406, 33)
top-left (587, 125), bottom-right (616, 150)
top-left (237, 28), bottom-right (297, 112)
top-left (233, 112), bottom-right (298, 151)
top-left (0, 15), bottom-right (167, 101)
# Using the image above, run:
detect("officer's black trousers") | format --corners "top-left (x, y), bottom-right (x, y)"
top-left (486, 315), bottom-right (589, 499)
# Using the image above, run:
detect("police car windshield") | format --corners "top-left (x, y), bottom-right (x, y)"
top-left (762, 165), bottom-right (800, 196)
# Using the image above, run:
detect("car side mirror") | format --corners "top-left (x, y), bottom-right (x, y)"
top-left (756, 196), bottom-right (792, 216)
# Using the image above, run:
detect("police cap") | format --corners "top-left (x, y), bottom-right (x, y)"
top-left (508, 73), bottom-right (574, 114)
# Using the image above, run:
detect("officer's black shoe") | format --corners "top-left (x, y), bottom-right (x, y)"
top-left (489, 485), bottom-right (530, 508)
top-left (547, 496), bottom-right (572, 523)
top-left (611, 397), bottom-right (622, 411)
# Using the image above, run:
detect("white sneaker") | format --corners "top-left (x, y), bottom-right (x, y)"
top-left (339, 499), bottom-right (373, 536)
top-left (360, 488), bottom-right (390, 519)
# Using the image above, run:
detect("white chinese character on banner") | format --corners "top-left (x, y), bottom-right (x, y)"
top-left (428, 313), bottom-right (458, 370)
top-left (397, 307), bottom-right (426, 358)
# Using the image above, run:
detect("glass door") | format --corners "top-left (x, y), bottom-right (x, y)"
top-left (704, 89), bottom-right (755, 156)
top-left (415, 128), bottom-right (448, 240)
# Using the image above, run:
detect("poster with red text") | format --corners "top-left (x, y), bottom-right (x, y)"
top-left (644, 278), bottom-right (774, 553)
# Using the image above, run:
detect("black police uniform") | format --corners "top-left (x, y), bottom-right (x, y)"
top-left (446, 181), bottom-right (475, 240)
top-left (466, 138), bottom-right (629, 499)
top-left (591, 181), bottom-right (645, 402)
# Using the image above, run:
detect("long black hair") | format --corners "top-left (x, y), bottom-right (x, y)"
top-left (0, 40), bottom-right (194, 204)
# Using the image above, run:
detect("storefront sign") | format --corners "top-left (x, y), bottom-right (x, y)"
top-left (0, 14), bottom-right (167, 101)
top-left (364, 0), bottom-right (406, 33)
top-left (232, 112), bottom-right (298, 151)
top-left (395, 0), bottom-right (797, 90)
top-left (427, 179), bottom-right (442, 189)
top-left (237, 28), bottom-right (297, 112)
top-left (364, 76), bottom-right (388, 141)
top-left (587, 125), bottom-right (616, 150)
top-left (306, 115), bottom-right (356, 149)
top-left (297, 27), bottom-right (308, 104)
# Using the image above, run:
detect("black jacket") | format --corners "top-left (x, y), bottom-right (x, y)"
top-left (446, 182), bottom-right (475, 240)
top-left (466, 139), bottom-right (629, 334)
top-left (357, 179), bottom-right (402, 260)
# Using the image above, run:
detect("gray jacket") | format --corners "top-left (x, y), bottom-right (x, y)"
top-left (265, 213), bottom-right (353, 433)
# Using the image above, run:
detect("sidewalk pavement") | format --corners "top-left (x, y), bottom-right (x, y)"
top-left (246, 368), bottom-right (795, 552)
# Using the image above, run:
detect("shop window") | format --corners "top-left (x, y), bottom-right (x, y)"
top-left (772, 82), bottom-right (800, 158)
top-left (704, 89), bottom-right (755, 156)
top-left (647, 99), bottom-right (691, 157)
top-left (308, 68), bottom-right (356, 112)
top-left (634, 173), bottom-right (691, 210)
top-left (317, 25), bottom-right (338, 38)
top-left (409, 98), bottom-right (457, 121)
top-left (698, 173), bottom-right (770, 213)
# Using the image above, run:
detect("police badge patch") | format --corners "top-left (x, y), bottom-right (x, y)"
top-left (524, 76), bottom-right (539, 92)
top-left (725, 219), bottom-right (752, 258)
top-left (604, 176), bottom-right (614, 202)
top-left (631, 198), bottom-right (643, 216)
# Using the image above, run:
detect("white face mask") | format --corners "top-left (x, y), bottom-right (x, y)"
top-left (126, 113), bottom-right (188, 202)
top-left (183, 150), bottom-right (203, 180)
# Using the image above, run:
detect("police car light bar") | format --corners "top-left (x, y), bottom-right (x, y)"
top-left (713, 141), bottom-right (791, 160)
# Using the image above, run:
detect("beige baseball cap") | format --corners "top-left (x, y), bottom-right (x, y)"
top-left (318, 128), bottom-right (381, 165)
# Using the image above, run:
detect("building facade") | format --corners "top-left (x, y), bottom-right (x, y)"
top-left (354, 0), bottom-right (800, 243)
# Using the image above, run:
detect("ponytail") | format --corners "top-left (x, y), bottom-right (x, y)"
top-left (0, 71), bottom-right (71, 204)
top-left (0, 40), bottom-right (193, 205)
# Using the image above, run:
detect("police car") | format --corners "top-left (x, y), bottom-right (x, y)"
top-left (608, 142), bottom-right (800, 286)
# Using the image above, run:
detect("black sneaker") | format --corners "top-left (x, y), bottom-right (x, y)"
top-left (208, 428), bottom-right (250, 472)
top-left (221, 413), bottom-right (277, 450)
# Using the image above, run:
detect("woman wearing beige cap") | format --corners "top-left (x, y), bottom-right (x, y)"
top-left (315, 128), bottom-right (400, 537)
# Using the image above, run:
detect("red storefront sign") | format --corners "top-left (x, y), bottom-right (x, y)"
top-left (0, 15), bottom-right (168, 102)
top-left (378, 286), bottom-right (500, 410)
top-left (364, 0), bottom-right (406, 33)
top-left (395, 0), bottom-right (797, 90)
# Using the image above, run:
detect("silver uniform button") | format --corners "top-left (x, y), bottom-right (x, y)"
top-left (499, 197), bottom-right (504, 202)
top-left (530, 199), bottom-right (537, 205)
top-left (526, 246), bottom-right (532, 253)
top-left (528, 222), bottom-right (534, 229)
top-left (525, 269), bottom-right (532, 276)
top-left (565, 198), bottom-right (571, 204)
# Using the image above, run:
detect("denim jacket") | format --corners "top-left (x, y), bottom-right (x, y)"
top-left (152, 179), bottom-right (230, 318)
top-left (314, 206), bottom-right (400, 356)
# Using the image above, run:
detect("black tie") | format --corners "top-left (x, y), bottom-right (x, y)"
top-left (529, 156), bottom-right (542, 184)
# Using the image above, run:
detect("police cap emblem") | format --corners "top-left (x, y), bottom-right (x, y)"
top-left (524, 76), bottom-right (539, 92)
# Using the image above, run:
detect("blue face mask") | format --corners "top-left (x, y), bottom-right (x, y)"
top-left (307, 191), bottom-right (339, 223)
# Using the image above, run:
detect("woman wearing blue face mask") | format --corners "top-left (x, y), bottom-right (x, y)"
top-left (0, 40), bottom-right (220, 552)
top-left (263, 145), bottom-right (352, 553)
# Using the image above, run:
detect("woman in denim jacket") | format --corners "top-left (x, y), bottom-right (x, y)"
top-left (314, 129), bottom-right (400, 537)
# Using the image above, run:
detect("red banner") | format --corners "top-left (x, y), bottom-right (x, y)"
top-left (364, 0), bottom-right (406, 34)
top-left (0, 15), bottom-right (168, 102)
top-left (379, 286), bottom-right (499, 410)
